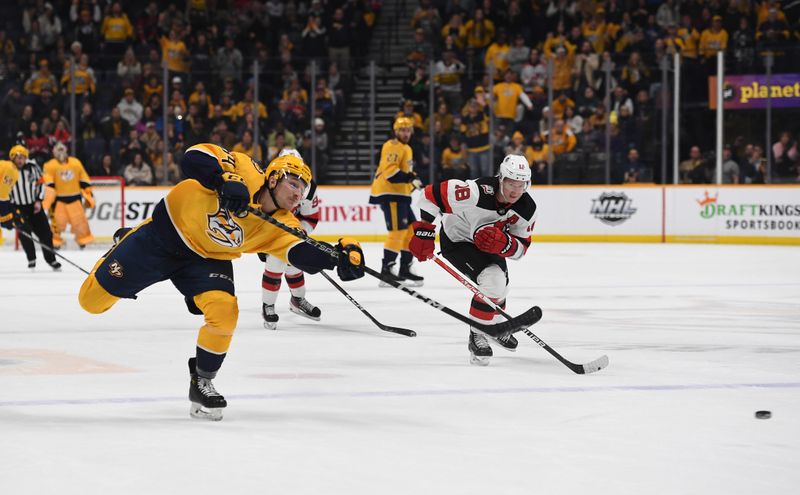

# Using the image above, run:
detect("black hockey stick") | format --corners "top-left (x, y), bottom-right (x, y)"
top-left (246, 206), bottom-right (541, 338)
top-left (16, 228), bottom-right (90, 275)
top-left (319, 270), bottom-right (416, 337)
top-left (432, 254), bottom-right (608, 374)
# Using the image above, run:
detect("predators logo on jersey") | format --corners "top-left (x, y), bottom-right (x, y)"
top-left (59, 169), bottom-right (76, 182)
top-left (206, 208), bottom-right (244, 248)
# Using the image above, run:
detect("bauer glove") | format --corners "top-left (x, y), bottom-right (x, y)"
top-left (473, 225), bottom-right (518, 257)
top-left (335, 237), bottom-right (365, 281)
top-left (217, 172), bottom-right (250, 217)
top-left (409, 220), bottom-right (435, 261)
top-left (410, 173), bottom-right (424, 191)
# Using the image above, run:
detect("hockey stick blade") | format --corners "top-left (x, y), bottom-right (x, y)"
top-left (320, 271), bottom-right (416, 337)
top-left (432, 254), bottom-right (609, 374)
top-left (475, 306), bottom-right (543, 338)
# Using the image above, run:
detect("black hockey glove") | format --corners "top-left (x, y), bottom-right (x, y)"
top-left (335, 237), bottom-right (365, 281)
top-left (217, 172), bottom-right (250, 217)
top-left (0, 214), bottom-right (14, 230)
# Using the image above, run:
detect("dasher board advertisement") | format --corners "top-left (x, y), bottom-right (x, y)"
top-left (666, 186), bottom-right (800, 244)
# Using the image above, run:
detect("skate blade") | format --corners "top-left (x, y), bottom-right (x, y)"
top-left (469, 354), bottom-right (491, 366)
top-left (400, 279), bottom-right (424, 287)
top-left (263, 320), bottom-right (278, 330)
top-left (289, 305), bottom-right (321, 321)
top-left (190, 402), bottom-right (224, 421)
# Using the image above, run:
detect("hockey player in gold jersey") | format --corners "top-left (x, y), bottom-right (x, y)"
top-left (0, 151), bottom-right (21, 234)
top-left (368, 116), bottom-right (424, 286)
top-left (42, 142), bottom-right (95, 248)
top-left (77, 143), bottom-right (365, 420)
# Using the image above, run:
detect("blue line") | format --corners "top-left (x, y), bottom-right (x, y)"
top-left (2, 382), bottom-right (799, 408)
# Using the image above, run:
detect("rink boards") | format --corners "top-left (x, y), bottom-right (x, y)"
top-left (10, 184), bottom-right (797, 246)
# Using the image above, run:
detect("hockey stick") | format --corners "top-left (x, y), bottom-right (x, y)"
top-left (319, 270), bottom-right (416, 337)
top-left (432, 254), bottom-right (609, 375)
top-left (16, 228), bottom-right (90, 275)
top-left (246, 206), bottom-right (541, 338)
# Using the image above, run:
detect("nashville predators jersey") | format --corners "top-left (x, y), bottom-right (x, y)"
top-left (0, 159), bottom-right (20, 220)
top-left (42, 157), bottom-right (91, 199)
top-left (162, 143), bottom-right (303, 261)
top-left (369, 139), bottom-right (414, 203)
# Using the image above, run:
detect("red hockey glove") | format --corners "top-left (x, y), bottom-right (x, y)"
top-left (409, 221), bottom-right (436, 261)
top-left (473, 226), bottom-right (518, 257)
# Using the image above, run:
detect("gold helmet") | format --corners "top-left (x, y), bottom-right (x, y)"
top-left (9, 145), bottom-right (29, 160)
top-left (265, 154), bottom-right (312, 188)
top-left (393, 116), bottom-right (414, 131)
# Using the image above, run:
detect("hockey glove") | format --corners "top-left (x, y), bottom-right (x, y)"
top-left (0, 213), bottom-right (14, 230)
top-left (409, 220), bottom-right (436, 261)
top-left (217, 172), bottom-right (250, 217)
top-left (474, 226), bottom-right (518, 257)
top-left (410, 172), bottom-right (424, 191)
top-left (81, 187), bottom-right (95, 209)
top-left (335, 237), bottom-right (365, 281)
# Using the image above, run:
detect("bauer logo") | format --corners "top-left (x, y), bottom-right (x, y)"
top-left (590, 192), bottom-right (637, 225)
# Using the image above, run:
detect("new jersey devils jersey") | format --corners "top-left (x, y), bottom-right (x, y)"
top-left (418, 177), bottom-right (537, 260)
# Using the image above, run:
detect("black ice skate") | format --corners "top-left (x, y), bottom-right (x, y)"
top-left (398, 264), bottom-right (424, 287)
top-left (262, 303), bottom-right (279, 330)
top-left (492, 332), bottom-right (518, 352)
top-left (188, 357), bottom-right (227, 421)
top-left (289, 296), bottom-right (321, 321)
top-left (379, 262), bottom-right (406, 288)
top-left (48, 260), bottom-right (62, 271)
top-left (27, 260), bottom-right (36, 269)
top-left (468, 330), bottom-right (493, 366)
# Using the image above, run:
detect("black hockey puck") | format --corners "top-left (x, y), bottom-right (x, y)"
top-left (755, 410), bottom-right (771, 419)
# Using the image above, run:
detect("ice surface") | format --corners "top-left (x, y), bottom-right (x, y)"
top-left (1, 242), bottom-right (799, 494)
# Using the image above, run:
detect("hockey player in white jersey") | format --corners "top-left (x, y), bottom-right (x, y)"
top-left (409, 154), bottom-right (537, 365)
top-left (260, 149), bottom-right (322, 329)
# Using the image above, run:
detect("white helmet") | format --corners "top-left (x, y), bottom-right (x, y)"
top-left (278, 148), bottom-right (302, 159)
top-left (497, 154), bottom-right (531, 185)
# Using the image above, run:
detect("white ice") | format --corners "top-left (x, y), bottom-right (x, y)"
top-left (1, 242), bottom-right (799, 495)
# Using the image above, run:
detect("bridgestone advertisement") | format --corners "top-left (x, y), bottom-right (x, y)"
top-left (77, 184), bottom-right (800, 245)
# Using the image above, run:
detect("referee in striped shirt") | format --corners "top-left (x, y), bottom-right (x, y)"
top-left (8, 145), bottom-right (61, 270)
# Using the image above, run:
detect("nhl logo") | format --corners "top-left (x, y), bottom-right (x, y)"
top-left (590, 192), bottom-right (637, 225)
top-left (108, 259), bottom-right (124, 278)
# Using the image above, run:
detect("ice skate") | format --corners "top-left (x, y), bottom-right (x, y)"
top-left (378, 262), bottom-right (406, 288)
top-left (262, 303), bottom-right (279, 330)
top-left (398, 263), bottom-right (424, 287)
top-left (48, 260), bottom-right (62, 271)
top-left (492, 332), bottom-right (518, 352)
top-left (188, 358), bottom-right (226, 421)
top-left (27, 260), bottom-right (36, 269)
top-left (468, 330), bottom-right (493, 366)
top-left (289, 296), bottom-right (321, 321)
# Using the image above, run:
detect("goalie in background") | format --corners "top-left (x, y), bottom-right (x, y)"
top-left (260, 149), bottom-right (323, 329)
top-left (77, 144), bottom-right (365, 421)
top-left (42, 142), bottom-right (95, 249)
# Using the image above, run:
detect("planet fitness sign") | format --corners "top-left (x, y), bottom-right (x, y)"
top-left (709, 73), bottom-right (800, 109)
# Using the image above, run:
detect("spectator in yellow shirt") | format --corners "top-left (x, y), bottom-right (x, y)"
top-left (160, 29), bottom-right (190, 75)
top-left (542, 119), bottom-right (576, 156)
top-left (464, 8), bottom-right (495, 52)
top-left (491, 69), bottom-right (533, 130)
top-left (441, 134), bottom-right (469, 180)
top-left (525, 133), bottom-right (552, 184)
top-left (699, 16), bottom-right (728, 60)
top-left (24, 59), bottom-right (57, 96)
top-left (484, 30), bottom-right (510, 79)
top-left (232, 129), bottom-right (263, 162)
top-left (100, 2), bottom-right (133, 68)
